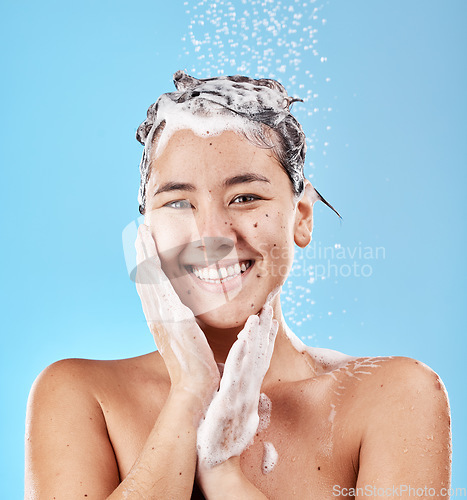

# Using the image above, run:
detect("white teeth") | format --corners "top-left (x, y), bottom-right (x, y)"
top-left (190, 260), bottom-right (252, 283)
top-left (208, 268), bottom-right (218, 280)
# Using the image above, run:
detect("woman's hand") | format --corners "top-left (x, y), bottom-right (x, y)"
top-left (196, 305), bottom-right (278, 497)
top-left (135, 224), bottom-right (220, 407)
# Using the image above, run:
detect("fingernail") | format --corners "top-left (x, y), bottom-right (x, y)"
top-left (266, 286), bottom-right (281, 304)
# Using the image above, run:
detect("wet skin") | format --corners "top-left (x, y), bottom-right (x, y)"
top-left (25, 351), bottom-right (451, 498)
top-left (143, 129), bottom-right (308, 351)
top-left (25, 130), bottom-right (451, 499)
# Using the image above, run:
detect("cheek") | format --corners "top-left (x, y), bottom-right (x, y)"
top-left (144, 210), bottom-right (196, 280)
top-left (145, 209), bottom-right (197, 254)
top-left (251, 212), bottom-right (295, 275)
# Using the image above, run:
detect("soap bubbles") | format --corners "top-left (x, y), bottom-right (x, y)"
top-left (180, 0), bottom-right (328, 117)
top-left (178, 0), bottom-right (335, 332)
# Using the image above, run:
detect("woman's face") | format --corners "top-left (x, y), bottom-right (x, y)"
top-left (144, 128), bottom-right (313, 329)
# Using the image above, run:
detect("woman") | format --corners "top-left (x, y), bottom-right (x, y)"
top-left (25, 71), bottom-right (451, 499)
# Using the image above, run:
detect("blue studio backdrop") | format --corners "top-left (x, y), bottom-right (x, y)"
top-left (1, 0), bottom-right (466, 495)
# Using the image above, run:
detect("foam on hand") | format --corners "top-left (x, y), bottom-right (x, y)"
top-left (134, 224), bottom-right (219, 395)
top-left (197, 306), bottom-right (278, 469)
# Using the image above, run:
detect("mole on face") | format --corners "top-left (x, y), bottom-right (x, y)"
top-left (254, 222), bottom-right (258, 228)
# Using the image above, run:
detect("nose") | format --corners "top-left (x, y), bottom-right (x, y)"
top-left (187, 205), bottom-right (236, 266)
top-left (192, 236), bottom-right (234, 266)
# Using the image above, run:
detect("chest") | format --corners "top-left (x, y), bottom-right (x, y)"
top-left (104, 382), bottom-right (359, 498)
top-left (238, 393), bottom-right (358, 498)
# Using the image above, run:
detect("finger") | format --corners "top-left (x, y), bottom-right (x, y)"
top-left (135, 225), bottom-right (178, 299)
top-left (258, 304), bottom-right (273, 327)
top-left (248, 306), bottom-right (276, 378)
top-left (218, 336), bottom-right (248, 391)
top-left (134, 231), bottom-right (205, 334)
top-left (135, 230), bottom-right (163, 289)
top-left (226, 319), bottom-right (253, 366)
top-left (237, 314), bottom-right (259, 346)
top-left (135, 224), bottom-right (160, 266)
top-left (222, 315), bottom-right (258, 380)
top-left (265, 286), bottom-right (281, 305)
top-left (256, 304), bottom-right (273, 352)
top-left (266, 319), bottom-right (279, 364)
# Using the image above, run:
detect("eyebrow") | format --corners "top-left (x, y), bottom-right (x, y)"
top-left (153, 173), bottom-right (270, 197)
top-left (222, 173), bottom-right (271, 187)
top-left (153, 182), bottom-right (196, 197)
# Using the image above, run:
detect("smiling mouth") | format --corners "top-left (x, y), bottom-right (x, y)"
top-left (185, 260), bottom-right (253, 283)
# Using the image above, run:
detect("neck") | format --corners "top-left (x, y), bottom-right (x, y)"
top-left (196, 297), bottom-right (316, 388)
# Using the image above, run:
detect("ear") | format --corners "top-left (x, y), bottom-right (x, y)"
top-left (294, 179), bottom-right (314, 248)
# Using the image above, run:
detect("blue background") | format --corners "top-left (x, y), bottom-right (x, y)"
top-left (1, 0), bottom-right (465, 495)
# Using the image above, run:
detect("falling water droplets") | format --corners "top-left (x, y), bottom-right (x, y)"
top-left (179, 0), bottom-right (347, 336)
top-left (180, 0), bottom-right (332, 160)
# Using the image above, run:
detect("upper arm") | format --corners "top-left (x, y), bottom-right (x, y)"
top-left (356, 357), bottom-right (451, 496)
top-left (25, 359), bottom-right (120, 499)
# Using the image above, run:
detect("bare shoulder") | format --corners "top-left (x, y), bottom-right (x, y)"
top-left (28, 353), bottom-right (156, 401)
top-left (25, 353), bottom-right (164, 499)
top-left (305, 348), bottom-right (450, 434)
top-left (27, 357), bottom-right (106, 422)
top-left (30, 357), bottom-right (105, 394)
top-left (323, 355), bottom-right (452, 487)
top-left (356, 357), bottom-right (452, 485)
top-left (306, 346), bottom-right (448, 402)
top-left (26, 352), bottom-right (168, 437)
top-left (342, 355), bottom-right (449, 403)
top-left (306, 351), bottom-right (451, 486)
top-left (348, 355), bottom-right (451, 435)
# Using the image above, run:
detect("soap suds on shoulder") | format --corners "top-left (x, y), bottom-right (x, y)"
top-left (283, 319), bottom-right (355, 375)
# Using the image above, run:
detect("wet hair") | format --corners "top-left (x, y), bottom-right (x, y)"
top-left (136, 71), bottom-right (340, 218)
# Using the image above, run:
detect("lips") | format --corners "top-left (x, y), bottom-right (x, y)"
top-left (186, 260), bottom-right (253, 284)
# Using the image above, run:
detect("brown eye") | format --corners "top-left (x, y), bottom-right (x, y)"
top-left (231, 194), bottom-right (261, 204)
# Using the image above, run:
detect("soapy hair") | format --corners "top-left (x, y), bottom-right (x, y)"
top-left (136, 71), bottom-right (340, 218)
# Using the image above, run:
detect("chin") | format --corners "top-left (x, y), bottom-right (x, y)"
top-left (194, 301), bottom-right (260, 331)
